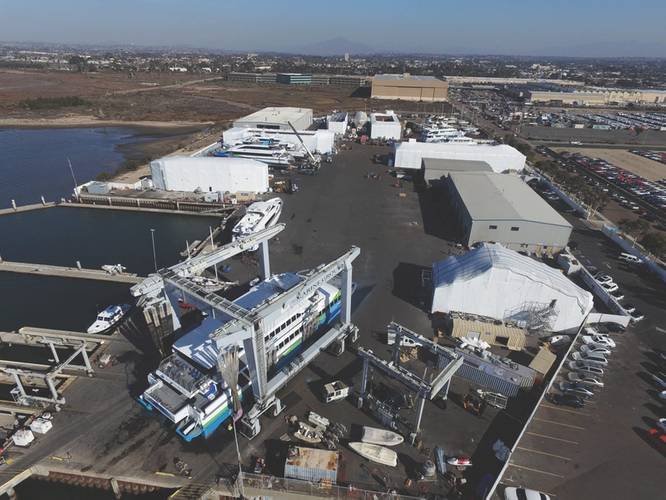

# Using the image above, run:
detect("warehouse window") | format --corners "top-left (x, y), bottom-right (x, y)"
top-left (511, 226), bottom-right (520, 231)
top-left (488, 225), bottom-right (498, 230)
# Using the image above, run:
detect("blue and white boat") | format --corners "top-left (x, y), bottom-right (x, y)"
top-left (139, 272), bottom-right (352, 441)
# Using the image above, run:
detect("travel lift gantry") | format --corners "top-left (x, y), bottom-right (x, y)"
top-left (357, 322), bottom-right (463, 444)
top-left (130, 223), bottom-right (360, 439)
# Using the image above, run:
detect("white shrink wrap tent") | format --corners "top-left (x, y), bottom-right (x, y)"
top-left (431, 243), bottom-right (593, 332)
top-left (394, 141), bottom-right (526, 171)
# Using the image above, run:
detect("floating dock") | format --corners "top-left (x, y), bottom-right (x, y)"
top-left (0, 202), bottom-right (56, 217)
top-left (0, 260), bottom-right (143, 284)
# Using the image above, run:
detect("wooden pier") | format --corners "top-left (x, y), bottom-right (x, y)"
top-left (0, 260), bottom-right (144, 284)
top-left (0, 202), bottom-right (56, 217)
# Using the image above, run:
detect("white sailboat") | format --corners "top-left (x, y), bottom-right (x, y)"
top-left (349, 442), bottom-right (398, 467)
top-left (361, 426), bottom-right (404, 447)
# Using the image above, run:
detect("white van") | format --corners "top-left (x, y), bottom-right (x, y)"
top-left (618, 252), bottom-right (642, 265)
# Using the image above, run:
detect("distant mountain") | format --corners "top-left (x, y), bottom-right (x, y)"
top-left (528, 40), bottom-right (666, 58)
top-left (284, 37), bottom-right (375, 56)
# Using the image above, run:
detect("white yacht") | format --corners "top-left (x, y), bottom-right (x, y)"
top-left (87, 304), bottom-right (130, 334)
top-left (225, 143), bottom-right (295, 168)
top-left (232, 198), bottom-right (283, 250)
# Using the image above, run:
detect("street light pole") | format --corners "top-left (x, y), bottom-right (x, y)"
top-left (150, 228), bottom-right (158, 272)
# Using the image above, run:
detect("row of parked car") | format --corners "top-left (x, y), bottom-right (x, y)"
top-left (548, 328), bottom-right (617, 408)
top-left (567, 153), bottom-right (666, 214)
top-left (592, 268), bottom-right (645, 322)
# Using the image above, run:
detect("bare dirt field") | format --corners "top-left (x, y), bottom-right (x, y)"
top-left (553, 147), bottom-right (666, 181)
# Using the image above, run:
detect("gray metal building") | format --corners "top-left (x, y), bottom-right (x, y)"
top-left (422, 158), bottom-right (493, 187)
top-left (446, 172), bottom-right (572, 255)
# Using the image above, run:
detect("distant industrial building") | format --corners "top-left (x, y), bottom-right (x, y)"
top-left (431, 243), bottom-right (593, 332)
top-left (228, 72), bottom-right (277, 84)
top-left (446, 172), bottom-right (572, 254)
top-left (150, 157), bottom-right (269, 194)
top-left (446, 76), bottom-right (584, 87)
top-left (329, 75), bottom-right (369, 87)
top-left (422, 158), bottom-right (493, 187)
top-left (276, 73), bottom-right (312, 85)
top-left (371, 74), bottom-right (448, 102)
top-left (394, 141), bottom-right (526, 172)
top-left (327, 112), bottom-right (348, 135)
top-left (369, 111), bottom-right (402, 140)
top-left (528, 88), bottom-right (666, 106)
top-left (233, 107), bottom-right (313, 131)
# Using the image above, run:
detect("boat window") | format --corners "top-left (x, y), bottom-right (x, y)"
top-left (511, 226), bottom-right (520, 231)
top-left (489, 225), bottom-right (498, 230)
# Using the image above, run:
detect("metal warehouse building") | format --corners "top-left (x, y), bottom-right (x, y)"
top-left (371, 74), bottom-right (448, 102)
top-left (233, 107), bottom-right (313, 131)
top-left (446, 172), bottom-right (572, 255)
top-left (150, 156), bottom-right (269, 194)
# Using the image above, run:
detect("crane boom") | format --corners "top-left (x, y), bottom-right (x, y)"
top-left (287, 121), bottom-right (319, 165)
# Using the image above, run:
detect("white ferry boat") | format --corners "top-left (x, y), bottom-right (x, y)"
top-left (223, 143), bottom-right (295, 168)
top-left (139, 272), bottom-right (354, 442)
top-left (232, 198), bottom-right (283, 251)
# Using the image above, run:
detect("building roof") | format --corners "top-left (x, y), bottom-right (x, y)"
top-left (285, 446), bottom-right (339, 472)
top-left (394, 141), bottom-right (526, 171)
top-left (529, 346), bottom-right (557, 375)
top-left (450, 315), bottom-right (527, 351)
top-left (373, 74), bottom-right (448, 87)
top-left (235, 107), bottom-right (312, 125)
top-left (449, 172), bottom-right (572, 228)
top-left (422, 158), bottom-right (493, 173)
top-left (431, 243), bottom-right (594, 332)
top-left (370, 112), bottom-right (400, 123)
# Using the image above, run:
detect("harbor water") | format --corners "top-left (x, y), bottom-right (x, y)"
top-left (0, 128), bottom-right (215, 499)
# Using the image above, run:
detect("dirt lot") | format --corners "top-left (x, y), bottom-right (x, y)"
top-left (553, 147), bottom-right (666, 181)
top-left (522, 125), bottom-right (666, 147)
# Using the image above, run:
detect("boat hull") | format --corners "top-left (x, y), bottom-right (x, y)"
top-left (361, 426), bottom-right (404, 447)
top-left (349, 442), bottom-right (397, 467)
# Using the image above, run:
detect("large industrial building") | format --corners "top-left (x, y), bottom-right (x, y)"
top-left (431, 243), bottom-right (594, 332)
top-left (150, 156), bottom-right (269, 194)
top-left (369, 111), bottom-right (402, 140)
top-left (371, 74), bottom-right (448, 102)
top-left (394, 141), bottom-right (526, 172)
top-left (528, 88), bottom-right (666, 106)
top-left (233, 107), bottom-right (313, 131)
top-left (446, 172), bottom-right (572, 254)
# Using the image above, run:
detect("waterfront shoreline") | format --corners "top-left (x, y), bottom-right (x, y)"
top-left (0, 116), bottom-right (215, 130)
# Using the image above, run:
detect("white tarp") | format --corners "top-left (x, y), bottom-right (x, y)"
top-left (394, 141), bottom-right (526, 171)
top-left (431, 243), bottom-right (593, 332)
top-left (151, 156), bottom-right (269, 193)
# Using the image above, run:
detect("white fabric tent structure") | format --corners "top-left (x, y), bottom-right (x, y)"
top-left (431, 243), bottom-right (593, 332)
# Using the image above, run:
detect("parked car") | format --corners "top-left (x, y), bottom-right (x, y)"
top-left (610, 290), bottom-right (624, 301)
top-left (568, 372), bottom-right (604, 388)
top-left (617, 252), bottom-right (643, 264)
top-left (622, 303), bottom-right (637, 314)
top-left (548, 393), bottom-right (585, 408)
top-left (649, 371), bottom-right (666, 389)
top-left (572, 351), bottom-right (608, 367)
top-left (594, 272), bottom-right (614, 285)
top-left (582, 334), bottom-right (616, 349)
top-left (630, 310), bottom-right (645, 323)
top-left (581, 344), bottom-right (612, 357)
top-left (568, 361), bottom-right (605, 377)
top-left (558, 381), bottom-right (595, 399)
top-left (504, 487), bottom-right (551, 500)
top-left (600, 281), bottom-right (619, 293)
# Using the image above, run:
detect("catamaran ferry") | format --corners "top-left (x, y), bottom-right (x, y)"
top-left (139, 272), bottom-right (353, 441)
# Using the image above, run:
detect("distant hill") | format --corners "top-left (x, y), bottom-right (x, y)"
top-left (284, 37), bottom-right (375, 56)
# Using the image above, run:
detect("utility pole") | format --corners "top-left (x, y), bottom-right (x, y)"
top-left (150, 229), bottom-right (158, 272)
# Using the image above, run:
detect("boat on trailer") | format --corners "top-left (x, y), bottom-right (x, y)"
top-left (294, 421), bottom-right (322, 444)
top-left (349, 442), bottom-right (398, 467)
top-left (361, 426), bottom-right (404, 447)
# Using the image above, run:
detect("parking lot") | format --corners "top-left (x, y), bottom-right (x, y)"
top-left (500, 194), bottom-right (666, 499)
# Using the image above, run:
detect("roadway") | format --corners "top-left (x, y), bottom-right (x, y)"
top-left (500, 190), bottom-right (666, 499)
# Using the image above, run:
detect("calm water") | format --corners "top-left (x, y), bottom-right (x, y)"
top-left (0, 127), bottom-right (149, 206)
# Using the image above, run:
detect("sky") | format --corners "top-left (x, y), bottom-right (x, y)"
top-left (1, 0), bottom-right (665, 57)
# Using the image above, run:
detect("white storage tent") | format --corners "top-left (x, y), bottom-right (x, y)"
top-left (151, 156), bottom-right (269, 194)
top-left (394, 141), bottom-right (526, 171)
top-left (370, 112), bottom-right (402, 140)
top-left (431, 243), bottom-right (593, 332)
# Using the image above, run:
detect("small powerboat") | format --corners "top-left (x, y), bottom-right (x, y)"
top-left (447, 456), bottom-right (472, 467)
top-left (293, 422), bottom-right (322, 444)
top-left (349, 442), bottom-right (397, 467)
top-left (361, 426), bottom-right (404, 447)
top-left (87, 304), bottom-right (130, 334)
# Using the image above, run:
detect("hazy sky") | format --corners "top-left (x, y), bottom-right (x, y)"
top-left (1, 0), bottom-right (665, 56)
